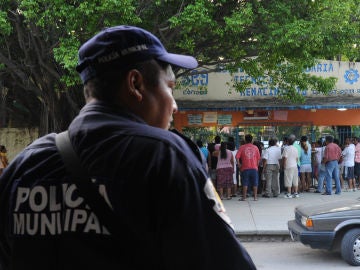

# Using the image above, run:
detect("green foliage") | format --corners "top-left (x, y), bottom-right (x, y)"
top-left (0, 0), bottom-right (142, 132)
top-left (2, 0), bottom-right (359, 92)
top-left (167, 0), bottom-right (360, 102)
top-left (53, 36), bottom-right (80, 86)
top-left (0, 0), bottom-right (359, 132)
top-left (182, 126), bottom-right (236, 145)
top-left (15, 0), bottom-right (140, 85)
top-left (0, 11), bottom-right (11, 35)
top-left (169, 1), bottom-right (220, 55)
top-left (352, 126), bottom-right (360, 137)
top-left (182, 126), bottom-right (215, 143)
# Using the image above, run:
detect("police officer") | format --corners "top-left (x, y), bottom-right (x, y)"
top-left (0, 26), bottom-right (256, 269)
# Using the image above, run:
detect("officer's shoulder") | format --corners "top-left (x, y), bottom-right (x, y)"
top-left (135, 126), bottom-right (190, 148)
top-left (26, 133), bottom-right (56, 150)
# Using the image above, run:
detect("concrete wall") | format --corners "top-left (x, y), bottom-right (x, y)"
top-left (0, 128), bottom-right (39, 161)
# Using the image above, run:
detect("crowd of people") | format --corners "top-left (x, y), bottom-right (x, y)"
top-left (197, 133), bottom-right (360, 201)
top-left (198, 134), bottom-right (264, 201)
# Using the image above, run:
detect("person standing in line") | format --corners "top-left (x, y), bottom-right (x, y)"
top-left (253, 141), bottom-right (265, 195)
top-left (279, 136), bottom-right (289, 193)
top-left (214, 135), bottom-right (221, 150)
top-left (262, 138), bottom-right (282, 198)
top-left (213, 142), bottom-right (235, 200)
top-left (0, 26), bottom-right (256, 270)
top-left (282, 134), bottom-right (299, 198)
top-left (207, 142), bottom-right (218, 187)
top-left (311, 141), bottom-right (318, 183)
top-left (211, 135), bottom-right (222, 190)
top-left (322, 135), bottom-right (342, 195)
top-left (334, 139), bottom-right (346, 190)
top-left (197, 139), bottom-right (211, 173)
top-left (299, 136), bottom-right (312, 192)
top-left (315, 139), bottom-right (327, 193)
top-left (0, 145), bottom-right (8, 176)
top-left (293, 139), bottom-right (301, 193)
top-left (238, 138), bottom-right (246, 190)
top-left (260, 145), bottom-right (267, 195)
top-left (229, 137), bottom-right (241, 195)
top-left (312, 140), bottom-right (322, 188)
top-left (354, 137), bottom-right (360, 189)
top-left (227, 140), bottom-right (238, 197)
top-left (342, 137), bottom-right (356, 191)
top-left (236, 134), bottom-right (261, 201)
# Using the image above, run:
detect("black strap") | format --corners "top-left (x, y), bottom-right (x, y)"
top-left (55, 131), bottom-right (159, 268)
top-left (55, 131), bottom-right (119, 235)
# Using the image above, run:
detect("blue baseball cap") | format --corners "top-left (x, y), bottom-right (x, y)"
top-left (76, 25), bottom-right (198, 83)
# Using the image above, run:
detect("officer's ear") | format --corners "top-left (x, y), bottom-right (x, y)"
top-left (126, 69), bottom-right (145, 102)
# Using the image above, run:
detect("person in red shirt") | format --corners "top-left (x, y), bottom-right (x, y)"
top-left (322, 135), bottom-right (342, 195)
top-left (236, 134), bottom-right (261, 201)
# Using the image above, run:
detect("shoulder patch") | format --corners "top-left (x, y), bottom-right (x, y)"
top-left (203, 178), bottom-right (234, 229)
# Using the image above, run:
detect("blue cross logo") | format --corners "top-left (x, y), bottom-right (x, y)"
top-left (344, 69), bottom-right (359, 85)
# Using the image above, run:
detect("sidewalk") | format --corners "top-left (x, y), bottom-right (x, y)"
top-left (222, 189), bottom-right (360, 240)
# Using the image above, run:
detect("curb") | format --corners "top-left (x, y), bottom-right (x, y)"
top-left (236, 231), bottom-right (292, 242)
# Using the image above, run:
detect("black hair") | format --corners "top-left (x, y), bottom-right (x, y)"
top-left (196, 139), bottom-right (203, 148)
top-left (207, 143), bottom-right (215, 153)
top-left (227, 141), bottom-right (235, 151)
top-left (84, 59), bottom-right (168, 103)
top-left (317, 139), bottom-right (324, 146)
top-left (269, 138), bottom-right (277, 147)
top-left (300, 136), bottom-right (309, 153)
top-left (214, 135), bottom-right (221, 144)
top-left (253, 141), bottom-right (263, 154)
top-left (220, 142), bottom-right (227, 159)
top-left (244, 134), bottom-right (253, 143)
top-left (325, 135), bottom-right (334, 143)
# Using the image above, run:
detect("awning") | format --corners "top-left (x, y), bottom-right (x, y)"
top-left (177, 95), bottom-right (360, 111)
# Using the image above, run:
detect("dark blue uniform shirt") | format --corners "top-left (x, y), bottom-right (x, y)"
top-left (0, 101), bottom-right (256, 270)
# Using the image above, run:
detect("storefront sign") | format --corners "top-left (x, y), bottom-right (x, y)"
top-left (217, 114), bottom-right (232, 125)
top-left (203, 112), bottom-right (217, 123)
top-left (175, 60), bottom-right (360, 101)
top-left (187, 114), bottom-right (202, 125)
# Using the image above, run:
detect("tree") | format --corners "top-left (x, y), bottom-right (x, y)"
top-left (167, 0), bottom-right (360, 101)
top-left (0, 0), bottom-right (359, 134)
top-left (0, 0), bottom-right (140, 134)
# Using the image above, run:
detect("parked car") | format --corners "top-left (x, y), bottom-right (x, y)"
top-left (288, 198), bottom-right (360, 266)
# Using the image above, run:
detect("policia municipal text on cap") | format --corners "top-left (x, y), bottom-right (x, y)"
top-left (0, 26), bottom-right (256, 270)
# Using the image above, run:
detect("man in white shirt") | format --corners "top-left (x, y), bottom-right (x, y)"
top-left (262, 138), bottom-right (282, 198)
top-left (342, 137), bottom-right (356, 191)
top-left (314, 139), bottom-right (327, 193)
top-left (282, 134), bottom-right (299, 198)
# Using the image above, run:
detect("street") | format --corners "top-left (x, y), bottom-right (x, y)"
top-left (242, 241), bottom-right (351, 269)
